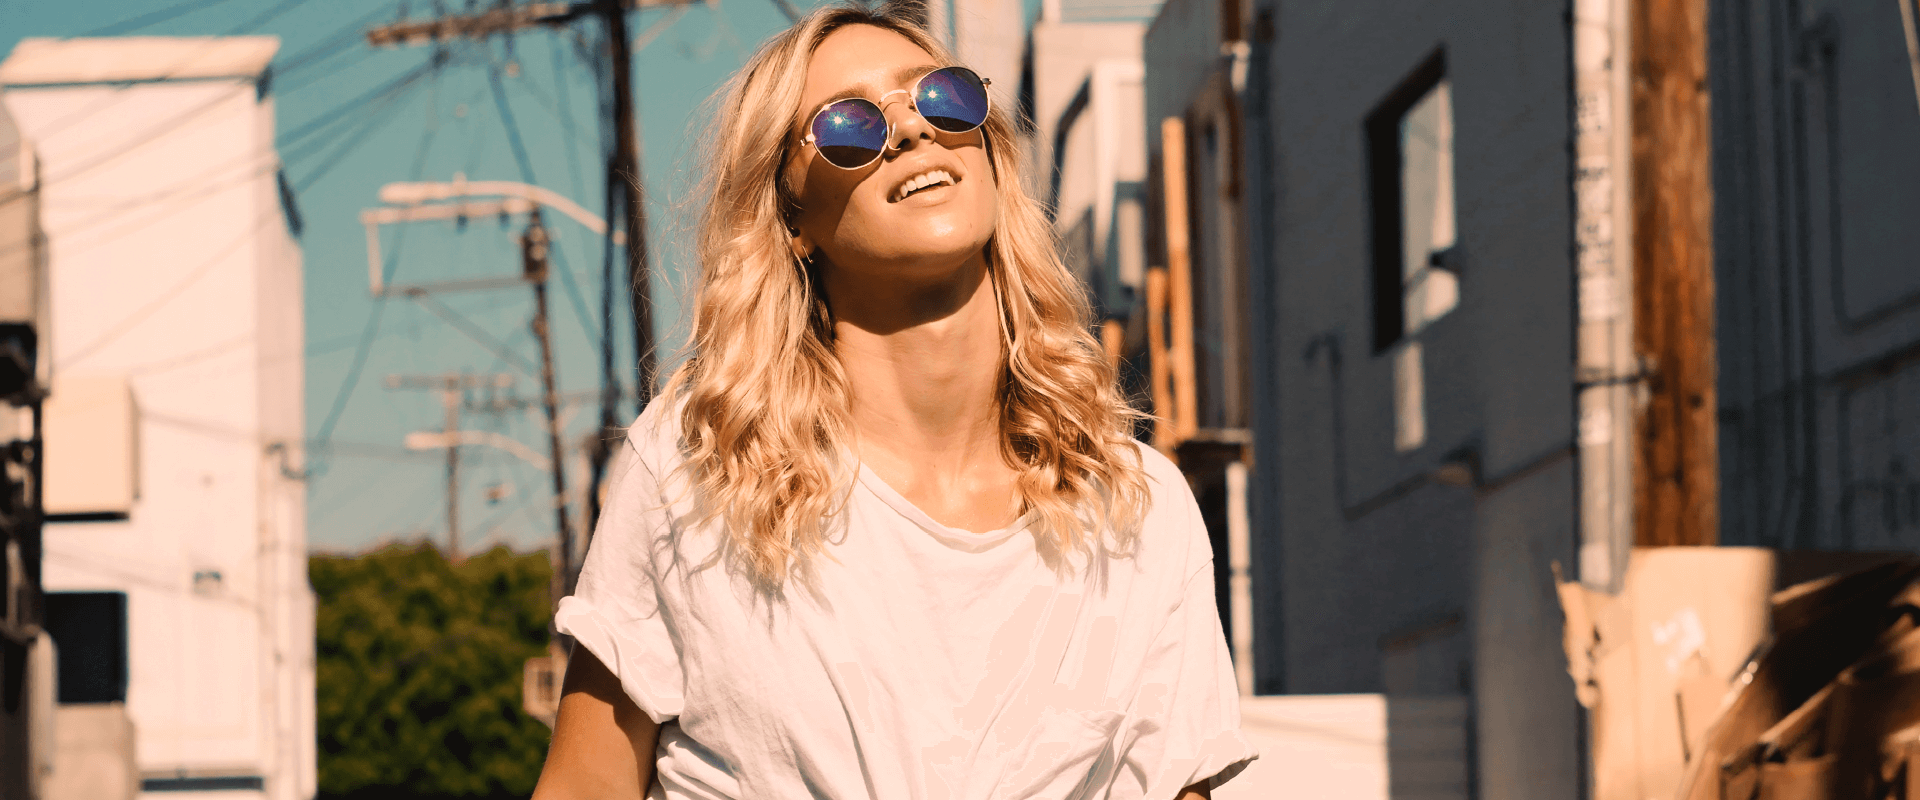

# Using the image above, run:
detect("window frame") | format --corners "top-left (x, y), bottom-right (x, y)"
top-left (1365, 49), bottom-right (1450, 355)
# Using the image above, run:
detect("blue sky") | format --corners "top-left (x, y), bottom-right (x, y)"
top-left (2, 0), bottom-right (855, 554)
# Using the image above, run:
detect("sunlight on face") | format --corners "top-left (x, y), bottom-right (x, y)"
top-left (786, 24), bottom-right (998, 282)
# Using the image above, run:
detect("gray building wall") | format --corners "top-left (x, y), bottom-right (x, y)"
top-left (1709, 0), bottom-right (1920, 553)
top-left (1253, 1), bottom-right (1582, 797)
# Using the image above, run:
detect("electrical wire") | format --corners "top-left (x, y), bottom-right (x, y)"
top-left (123, 335), bottom-right (251, 376)
top-left (291, 83), bottom-right (422, 191)
top-left (311, 460), bottom-right (437, 525)
top-left (481, 48), bottom-right (602, 353)
top-left (269, 2), bottom-right (405, 92)
top-left (75, 0), bottom-right (244, 38)
top-left (548, 236), bottom-right (604, 346)
top-left (310, 112), bottom-right (444, 462)
top-left (0, 152), bottom-right (278, 261)
top-left (548, 32), bottom-right (589, 202)
top-left (278, 54), bottom-right (447, 155)
top-left (223, 0), bottom-right (315, 41)
top-left (0, 54), bottom-right (431, 263)
top-left (0, 81), bottom-right (256, 206)
top-left (56, 206), bottom-right (289, 369)
top-left (23, 0), bottom-right (333, 148)
top-left (486, 58), bottom-right (540, 187)
top-left (406, 293), bottom-right (541, 378)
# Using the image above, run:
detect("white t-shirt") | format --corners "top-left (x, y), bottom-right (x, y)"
top-left (556, 398), bottom-right (1256, 800)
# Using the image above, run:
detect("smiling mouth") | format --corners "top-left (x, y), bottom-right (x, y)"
top-left (892, 169), bottom-right (958, 202)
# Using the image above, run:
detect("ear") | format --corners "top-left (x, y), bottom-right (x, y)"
top-left (789, 229), bottom-right (816, 262)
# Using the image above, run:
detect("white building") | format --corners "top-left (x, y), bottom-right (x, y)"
top-left (0, 37), bottom-right (314, 800)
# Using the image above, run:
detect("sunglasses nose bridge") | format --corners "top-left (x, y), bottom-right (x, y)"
top-left (877, 97), bottom-right (934, 154)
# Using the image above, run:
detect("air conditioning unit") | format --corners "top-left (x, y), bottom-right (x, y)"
top-left (523, 648), bottom-right (567, 728)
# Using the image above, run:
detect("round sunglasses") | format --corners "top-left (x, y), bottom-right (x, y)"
top-left (801, 66), bottom-right (992, 170)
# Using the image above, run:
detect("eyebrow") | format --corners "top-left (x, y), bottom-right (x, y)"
top-left (817, 63), bottom-right (941, 107)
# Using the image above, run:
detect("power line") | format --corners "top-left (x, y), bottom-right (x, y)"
top-left (274, 44), bottom-right (376, 97)
top-left (0, 55), bottom-right (430, 263)
top-left (486, 59), bottom-right (540, 186)
top-left (405, 293), bottom-right (541, 378)
top-left (224, 0), bottom-right (316, 40)
top-left (278, 3), bottom-right (397, 71)
top-left (547, 32), bottom-right (589, 200)
top-left (480, 50), bottom-right (601, 352)
top-left (310, 118), bottom-right (443, 460)
top-left (547, 236), bottom-right (603, 346)
top-left (26, 0), bottom-right (336, 148)
top-left (270, 3), bottom-right (407, 93)
top-left (0, 80), bottom-right (256, 206)
top-left (0, 152), bottom-right (278, 261)
top-left (291, 83), bottom-right (425, 191)
top-left (278, 54), bottom-right (447, 153)
top-left (75, 0), bottom-right (244, 38)
top-left (57, 206), bottom-right (289, 369)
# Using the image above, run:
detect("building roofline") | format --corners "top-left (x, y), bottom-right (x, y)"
top-left (0, 37), bottom-right (280, 89)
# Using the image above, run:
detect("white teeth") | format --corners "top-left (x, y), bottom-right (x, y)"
top-left (894, 169), bottom-right (955, 201)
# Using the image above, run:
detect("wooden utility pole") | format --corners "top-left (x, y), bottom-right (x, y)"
top-left (1158, 116), bottom-right (1200, 448)
top-left (1145, 267), bottom-right (1175, 451)
top-left (599, 0), bottom-right (656, 399)
top-left (520, 211), bottom-right (579, 600)
top-left (386, 372), bottom-right (515, 560)
top-left (366, 0), bottom-right (696, 545)
top-left (587, 0), bottom-right (656, 554)
top-left (1631, 0), bottom-right (1718, 546)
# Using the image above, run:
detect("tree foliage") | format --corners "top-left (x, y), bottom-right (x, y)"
top-left (312, 544), bottom-right (554, 799)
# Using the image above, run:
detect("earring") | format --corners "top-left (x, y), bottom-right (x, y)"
top-left (789, 231), bottom-right (813, 262)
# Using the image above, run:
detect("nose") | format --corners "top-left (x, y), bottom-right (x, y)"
top-left (877, 91), bottom-right (933, 154)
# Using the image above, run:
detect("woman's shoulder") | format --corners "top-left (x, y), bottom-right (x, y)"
top-left (619, 392), bottom-right (691, 480)
top-left (1127, 439), bottom-right (1188, 500)
top-left (1110, 438), bottom-right (1210, 575)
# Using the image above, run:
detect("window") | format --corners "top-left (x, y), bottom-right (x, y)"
top-left (1367, 52), bottom-right (1457, 453)
top-left (1368, 52), bottom-right (1458, 353)
top-left (44, 591), bottom-right (128, 704)
top-left (1398, 81), bottom-right (1458, 335)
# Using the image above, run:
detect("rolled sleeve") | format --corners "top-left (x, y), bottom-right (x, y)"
top-left (1125, 479), bottom-right (1259, 799)
top-left (555, 419), bottom-right (686, 724)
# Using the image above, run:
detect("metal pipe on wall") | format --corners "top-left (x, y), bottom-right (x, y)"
top-left (1571, 0), bottom-right (1638, 588)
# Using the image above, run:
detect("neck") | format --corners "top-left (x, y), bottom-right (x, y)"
top-left (825, 250), bottom-right (1004, 470)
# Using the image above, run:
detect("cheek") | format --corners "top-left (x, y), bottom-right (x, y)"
top-left (969, 155), bottom-right (1000, 223)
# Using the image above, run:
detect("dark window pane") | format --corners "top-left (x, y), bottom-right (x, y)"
top-left (44, 592), bottom-right (127, 704)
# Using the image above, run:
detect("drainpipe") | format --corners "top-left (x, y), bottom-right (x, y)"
top-left (1572, 0), bottom-right (1636, 590)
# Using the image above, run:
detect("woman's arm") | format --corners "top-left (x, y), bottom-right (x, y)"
top-left (530, 647), bottom-right (662, 800)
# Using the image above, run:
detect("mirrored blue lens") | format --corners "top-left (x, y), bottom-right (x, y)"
top-left (915, 67), bottom-right (989, 133)
top-left (811, 99), bottom-right (887, 168)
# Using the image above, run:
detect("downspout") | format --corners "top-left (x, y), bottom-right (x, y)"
top-left (1572, 0), bottom-right (1637, 590)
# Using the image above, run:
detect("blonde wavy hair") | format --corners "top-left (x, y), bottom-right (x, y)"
top-left (660, 2), bottom-right (1149, 589)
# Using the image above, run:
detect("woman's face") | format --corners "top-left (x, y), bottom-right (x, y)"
top-left (784, 24), bottom-right (998, 282)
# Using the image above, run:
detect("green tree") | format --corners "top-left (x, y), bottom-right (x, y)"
top-left (312, 544), bottom-right (554, 799)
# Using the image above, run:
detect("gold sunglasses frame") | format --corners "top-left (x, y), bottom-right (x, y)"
top-left (798, 67), bottom-right (992, 170)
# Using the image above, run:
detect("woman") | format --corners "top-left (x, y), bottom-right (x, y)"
top-left (531, 5), bottom-right (1254, 799)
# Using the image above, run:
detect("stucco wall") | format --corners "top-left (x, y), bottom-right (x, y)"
top-left (1709, 0), bottom-right (1920, 552)
top-left (1252, 0), bottom-right (1581, 796)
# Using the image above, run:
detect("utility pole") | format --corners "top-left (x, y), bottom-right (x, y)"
top-left (1631, 0), bottom-right (1717, 546)
top-left (365, 0), bottom-right (706, 545)
top-left (591, 0), bottom-right (653, 556)
top-left (386, 373), bottom-right (515, 560)
top-left (599, 0), bottom-right (656, 399)
top-left (520, 210), bottom-right (580, 602)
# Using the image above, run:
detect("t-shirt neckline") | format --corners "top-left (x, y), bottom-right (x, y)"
top-left (852, 460), bottom-right (1035, 551)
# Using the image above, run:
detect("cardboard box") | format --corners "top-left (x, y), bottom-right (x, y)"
top-left (1557, 548), bottom-right (1911, 800)
top-left (1677, 558), bottom-right (1920, 800)
top-left (1559, 548), bottom-right (1776, 800)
